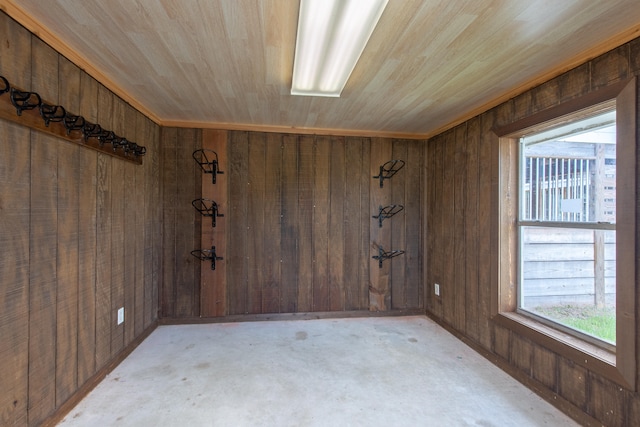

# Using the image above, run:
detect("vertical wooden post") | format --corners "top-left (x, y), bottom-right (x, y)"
top-left (593, 143), bottom-right (605, 308)
top-left (200, 130), bottom-right (228, 317)
top-left (369, 138), bottom-right (392, 311)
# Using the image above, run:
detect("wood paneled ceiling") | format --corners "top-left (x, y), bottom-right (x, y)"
top-left (3, 0), bottom-right (640, 138)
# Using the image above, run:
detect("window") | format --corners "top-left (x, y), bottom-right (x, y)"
top-left (493, 78), bottom-right (637, 390)
top-left (518, 110), bottom-right (616, 349)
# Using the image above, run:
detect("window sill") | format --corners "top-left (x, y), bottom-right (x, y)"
top-left (494, 312), bottom-right (632, 389)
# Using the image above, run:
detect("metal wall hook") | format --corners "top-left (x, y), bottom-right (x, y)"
top-left (63, 113), bottom-right (85, 135)
top-left (372, 245), bottom-right (405, 268)
top-left (111, 136), bottom-right (127, 152)
top-left (0, 76), bottom-right (10, 95)
top-left (135, 145), bottom-right (147, 156)
top-left (10, 88), bottom-right (41, 116)
top-left (191, 246), bottom-right (224, 270)
top-left (40, 103), bottom-right (66, 127)
top-left (98, 130), bottom-right (117, 147)
top-left (373, 159), bottom-right (405, 188)
top-left (192, 198), bottom-right (224, 227)
top-left (82, 122), bottom-right (103, 141)
top-left (193, 149), bottom-right (224, 184)
top-left (372, 204), bottom-right (404, 228)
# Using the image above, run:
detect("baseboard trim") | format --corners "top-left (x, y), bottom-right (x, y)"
top-left (41, 321), bottom-right (159, 427)
top-left (159, 309), bottom-right (426, 325)
top-left (424, 310), bottom-right (601, 427)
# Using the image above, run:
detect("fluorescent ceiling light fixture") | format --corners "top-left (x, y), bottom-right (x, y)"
top-left (291, 0), bottom-right (389, 97)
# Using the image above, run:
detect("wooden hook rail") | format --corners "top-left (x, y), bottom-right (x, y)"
top-left (0, 75), bottom-right (146, 164)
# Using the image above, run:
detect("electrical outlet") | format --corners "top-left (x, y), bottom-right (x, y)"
top-left (434, 283), bottom-right (440, 296)
top-left (117, 307), bottom-right (125, 325)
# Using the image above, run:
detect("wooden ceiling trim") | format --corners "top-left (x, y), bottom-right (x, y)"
top-left (423, 22), bottom-right (640, 139)
top-left (0, 0), bottom-right (162, 125)
top-left (161, 119), bottom-right (427, 140)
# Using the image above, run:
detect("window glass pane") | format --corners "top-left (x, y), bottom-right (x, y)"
top-left (521, 111), bottom-right (616, 223)
top-left (519, 110), bottom-right (616, 346)
top-left (520, 226), bottom-right (616, 344)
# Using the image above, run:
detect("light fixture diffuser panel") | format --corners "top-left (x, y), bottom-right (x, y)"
top-left (291, 0), bottom-right (389, 97)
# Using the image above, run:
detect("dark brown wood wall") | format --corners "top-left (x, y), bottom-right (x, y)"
top-left (425, 38), bottom-right (640, 426)
top-left (160, 131), bottom-right (424, 318)
top-left (0, 13), bottom-right (161, 426)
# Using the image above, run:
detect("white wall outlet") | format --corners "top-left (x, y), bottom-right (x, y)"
top-left (117, 307), bottom-right (125, 325)
top-left (434, 283), bottom-right (440, 296)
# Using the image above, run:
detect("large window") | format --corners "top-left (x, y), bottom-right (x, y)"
top-left (494, 78), bottom-right (637, 390)
top-left (518, 110), bottom-right (616, 349)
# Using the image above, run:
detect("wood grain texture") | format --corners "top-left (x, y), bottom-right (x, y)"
top-left (247, 132), bottom-right (266, 314)
top-left (369, 138), bottom-right (392, 311)
top-left (280, 134), bottom-right (299, 313)
top-left (404, 140), bottom-right (423, 310)
top-left (328, 136), bottom-right (345, 312)
top-left (9, 0), bottom-right (640, 139)
top-left (464, 117), bottom-right (480, 341)
top-left (453, 126), bottom-right (467, 330)
top-left (174, 128), bottom-right (200, 317)
top-left (312, 136), bottom-right (331, 312)
top-left (27, 36), bottom-right (59, 426)
top-left (77, 147), bottom-right (97, 386)
top-left (343, 137), bottom-right (365, 310)
top-left (296, 136), bottom-right (314, 312)
top-left (161, 127), bottom-right (177, 317)
top-left (55, 141), bottom-right (80, 406)
top-left (262, 132), bottom-right (281, 313)
top-left (28, 132), bottom-right (58, 426)
top-left (390, 140), bottom-right (407, 309)
top-left (0, 120), bottom-right (30, 426)
top-left (201, 129), bottom-right (227, 317)
top-left (227, 132), bottom-right (249, 315)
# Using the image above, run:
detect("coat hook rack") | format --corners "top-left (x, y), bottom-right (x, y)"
top-left (192, 198), bottom-right (224, 227)
top-left (10, 88), bottom-right (41, 116)
top-left (0, 75), bottom-right (146, 163)
top-left (372, 246), bottom-right (405, 268)
top-left (191, 246), bottom-right (223, 270)
top-left (372, 204), bottom-right (404, 228)
top-left (373, 159), bottom-right (405, 188)
top-left (193, 149), bottom-right (224, 184)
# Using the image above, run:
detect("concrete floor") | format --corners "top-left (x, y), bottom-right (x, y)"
top-left (58, 316), bottom-right (578, 427)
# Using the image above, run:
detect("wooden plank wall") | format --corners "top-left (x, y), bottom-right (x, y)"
top-left (424, 37), bottom-right (640, 426)
top-left (0, 12), bottom-right (161, 426)
top-left (161, 131), bottom-right (424, 317)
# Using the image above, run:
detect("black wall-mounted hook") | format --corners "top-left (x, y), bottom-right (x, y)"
top-left (373, 159), bottom-right (405, 188)
top-left (193, 149), bottom-right (224, 184)
top-left (135, 145), bottom-right (147, 156)
top-left (63, 113), bottom-right (85, 135)
top-left (10, 88), bottom-right (41, 116)
top-left (82, 122), bottom-right (102, 142)
top-left (98, 130), bottom-right (117, 147)
top-left (40, 103), bottom-right (66, 127)
top-left (0, 76), bottom-right (10, 95)
top-left (372, 245), bottom-right (405, 268)
top-left (191, 246), bottom-right (224, 270)
top-left (192, 198), bottom-right (224, 227)
top-left (372, 204), bottom-right (405, 228)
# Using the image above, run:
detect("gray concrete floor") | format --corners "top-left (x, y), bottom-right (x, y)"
top-left (58, 316), bottom-right (578, 426)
